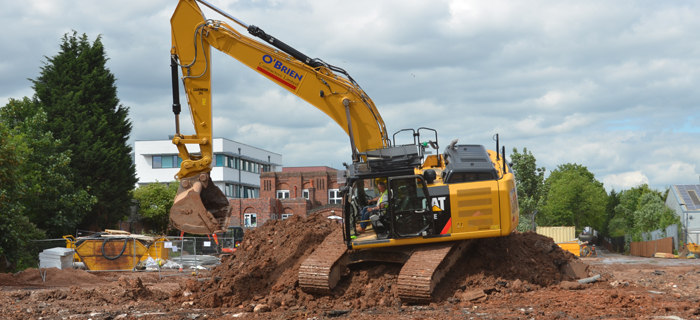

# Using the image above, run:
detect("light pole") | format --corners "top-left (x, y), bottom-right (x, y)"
top-left (680, 203), bottom-right (687, 245)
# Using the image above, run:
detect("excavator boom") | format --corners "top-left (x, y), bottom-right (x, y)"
top-left (168, 0), bottom-right (389, 234)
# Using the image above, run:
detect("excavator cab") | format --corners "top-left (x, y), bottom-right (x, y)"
top-left (388, 175), bottom-right (434, 238)
top-left (351, 174), bottom-right (438, 242)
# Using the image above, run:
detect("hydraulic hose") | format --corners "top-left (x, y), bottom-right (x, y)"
top-left (101, 237), bottom-right (128, 260)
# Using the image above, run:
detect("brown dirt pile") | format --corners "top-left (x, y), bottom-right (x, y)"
top-left (435, 231), bottom-right (585, 301)
top-left (176, 213), bottom-right (339, 309)
top-left (0, 267), bottom-right (108, 287)
top-left (181, 217), bottom-right (584, 311)
top-left (457, 231), bottom-right (581, 286)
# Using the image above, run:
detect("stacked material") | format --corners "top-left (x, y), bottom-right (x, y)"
top-left (39, 248), bottom-right (75, 269)
top-left (172, 255), bottom-right (220, 267)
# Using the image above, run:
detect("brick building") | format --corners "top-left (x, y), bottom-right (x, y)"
top-left (228, 167), bottom-right (344, 228)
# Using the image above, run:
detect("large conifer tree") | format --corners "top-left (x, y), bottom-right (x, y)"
top-left (31, 32), bottom-right (137, 230)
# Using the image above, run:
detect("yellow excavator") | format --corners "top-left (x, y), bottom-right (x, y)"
top-left (168, 0), bottom-right (519, 302)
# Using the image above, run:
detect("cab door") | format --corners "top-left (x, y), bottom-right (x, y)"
top-left (388, 175), bottom-right (435, 238)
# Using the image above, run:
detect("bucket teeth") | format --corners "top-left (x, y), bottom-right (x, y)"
top-left (169, 174), bottom-right (230, 234)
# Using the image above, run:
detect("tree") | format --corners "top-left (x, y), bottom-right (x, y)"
top-left (0, 98), bottom-right (97, 238)
top-left (511, 147), bottom-right (545, 232)
top-left (0, 121), bottom-right (45, 270)
top-left (601, 189), bottom-right (620, 236)
top-left (608, 184), bottom-right (680, 239)
top-left (539, 163), bottom-right (607, 233)
top-left (30, 32), bottom-right (137, 230)
top-left (132, 182), bottom-right (179, 234)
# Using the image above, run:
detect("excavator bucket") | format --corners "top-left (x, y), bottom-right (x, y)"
top-left (169, 173), bottom-right (231, 234)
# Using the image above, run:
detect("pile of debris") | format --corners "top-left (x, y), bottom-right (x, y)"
top-left (175, 213), bottom-right (338, 309)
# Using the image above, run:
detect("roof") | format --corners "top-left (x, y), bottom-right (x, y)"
top-left (671, 185), bottom-right (700, 212)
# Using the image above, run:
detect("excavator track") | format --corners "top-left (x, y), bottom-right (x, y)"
top-left (397, 240), bottom-right (471, 303)
top-left (298, 229), bottom-right (349, 294)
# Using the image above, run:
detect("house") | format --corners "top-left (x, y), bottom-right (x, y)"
top-left (229, 166), bottom-right (344, 228)
top-left (665, 185), bottom-right (700, 244)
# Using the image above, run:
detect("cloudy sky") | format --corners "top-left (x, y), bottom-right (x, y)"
top-left (1, 0), bottom-right (699, 192)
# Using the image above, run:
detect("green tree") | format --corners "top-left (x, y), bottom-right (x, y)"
top-left (0, 121), bottom-right (45, 270)
top-left (0, 98), bottom-right (97, 238)
top-left (539, 163), bottom-right (607, 233)
top-left (608, 184), bottom-right (654, 236)
top-left (511, 147), bottom-right (545, 232)
top-left (608, 184), bottom-right (680, 239)
top-left (30, 32), bottom-right (137, 230)
top-left (601, 189), bottom-right (620, 236)
top-left (133, 182), bottom-right (179, 234)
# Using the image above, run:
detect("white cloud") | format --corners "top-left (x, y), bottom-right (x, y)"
top-left (1, 0), bottom-right (700, 192)
top-left (643, 162), bottom-right (698, 187)
top-left (603, 171), bottom-right (649, 191)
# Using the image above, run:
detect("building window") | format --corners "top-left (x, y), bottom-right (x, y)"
top-left (248, 187), bottom-right (258, 198)
top-left (152, 156), bottom-right (162, 168)
top-left (277, 190), bottom-right (290, 199)
top-left (282, 214), bottom-right (293, 220)
top-left (215, 154), bottom-right (224, 167)
top-left (224, 183), bottom-right (236, 197)
top-left (244, 213), bottom-right (257, 227)
top-left (162, 155), bottom-right (173, 168)
top-left (329, 189), bottom-right (342, 204)
top-left (153, 155), bottom-right (180, 168)
top-left (237, 186), bottom-right (258, 199)
top-left (302, 189), bottom-right (309, 199)
top-left (234, 157), bottom-right (239, 169)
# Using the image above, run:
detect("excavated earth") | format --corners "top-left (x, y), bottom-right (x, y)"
top-left (1, 213), bottom-right (700, 319)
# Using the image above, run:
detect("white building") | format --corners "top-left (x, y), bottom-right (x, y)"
top-left (666, 185), bottom-right (700, 244)
top-left (134, 138), bottom-right (282, 198)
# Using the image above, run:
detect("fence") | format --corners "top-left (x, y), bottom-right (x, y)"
top-left (30, 235), bottom-right (237, 277)
top-left (641, 224), bottom-right (678, 250)
top-left (601, 236), bottom-right (626, 253)
top-left (630, 237), bottom-right (673, 257)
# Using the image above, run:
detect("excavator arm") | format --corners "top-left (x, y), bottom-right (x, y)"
top-left (169, 0), bottom-right (389, 234)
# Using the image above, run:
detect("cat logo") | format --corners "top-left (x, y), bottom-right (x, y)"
top-left (431, 197), bottom-right (446, 210)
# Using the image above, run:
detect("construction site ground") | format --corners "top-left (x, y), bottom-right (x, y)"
top-left (1, 214), bottom-right (699, 319)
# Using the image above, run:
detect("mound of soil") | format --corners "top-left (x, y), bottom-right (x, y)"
top-left (179, 213), bottom-right (339, 309)
top-left (0, 267), bottom-right (108, 287)
top-left (460, 231), bottom-right (581, 286)
top-left (183, 216), bottom-right (584, 311)
top-left (437, 231), bottom-right (585, 301)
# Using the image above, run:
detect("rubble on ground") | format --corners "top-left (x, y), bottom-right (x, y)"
top-left (2, 214), bottom-right (699, 319)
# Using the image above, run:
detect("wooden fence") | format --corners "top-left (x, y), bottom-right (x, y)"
top-left (601, 236), bottom-right (626, 253)
top-left (630, 237), bottom-right (673, 257)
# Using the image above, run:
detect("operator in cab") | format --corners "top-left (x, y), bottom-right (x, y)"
top-left (357, 181), bottom-right (388, 233)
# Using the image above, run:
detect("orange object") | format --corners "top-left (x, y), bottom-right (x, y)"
top-left (74, 237), bottom-right (149, 271)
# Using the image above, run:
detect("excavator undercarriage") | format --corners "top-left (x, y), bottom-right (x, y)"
top-left (298, 229), bottom-right (473, 303)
